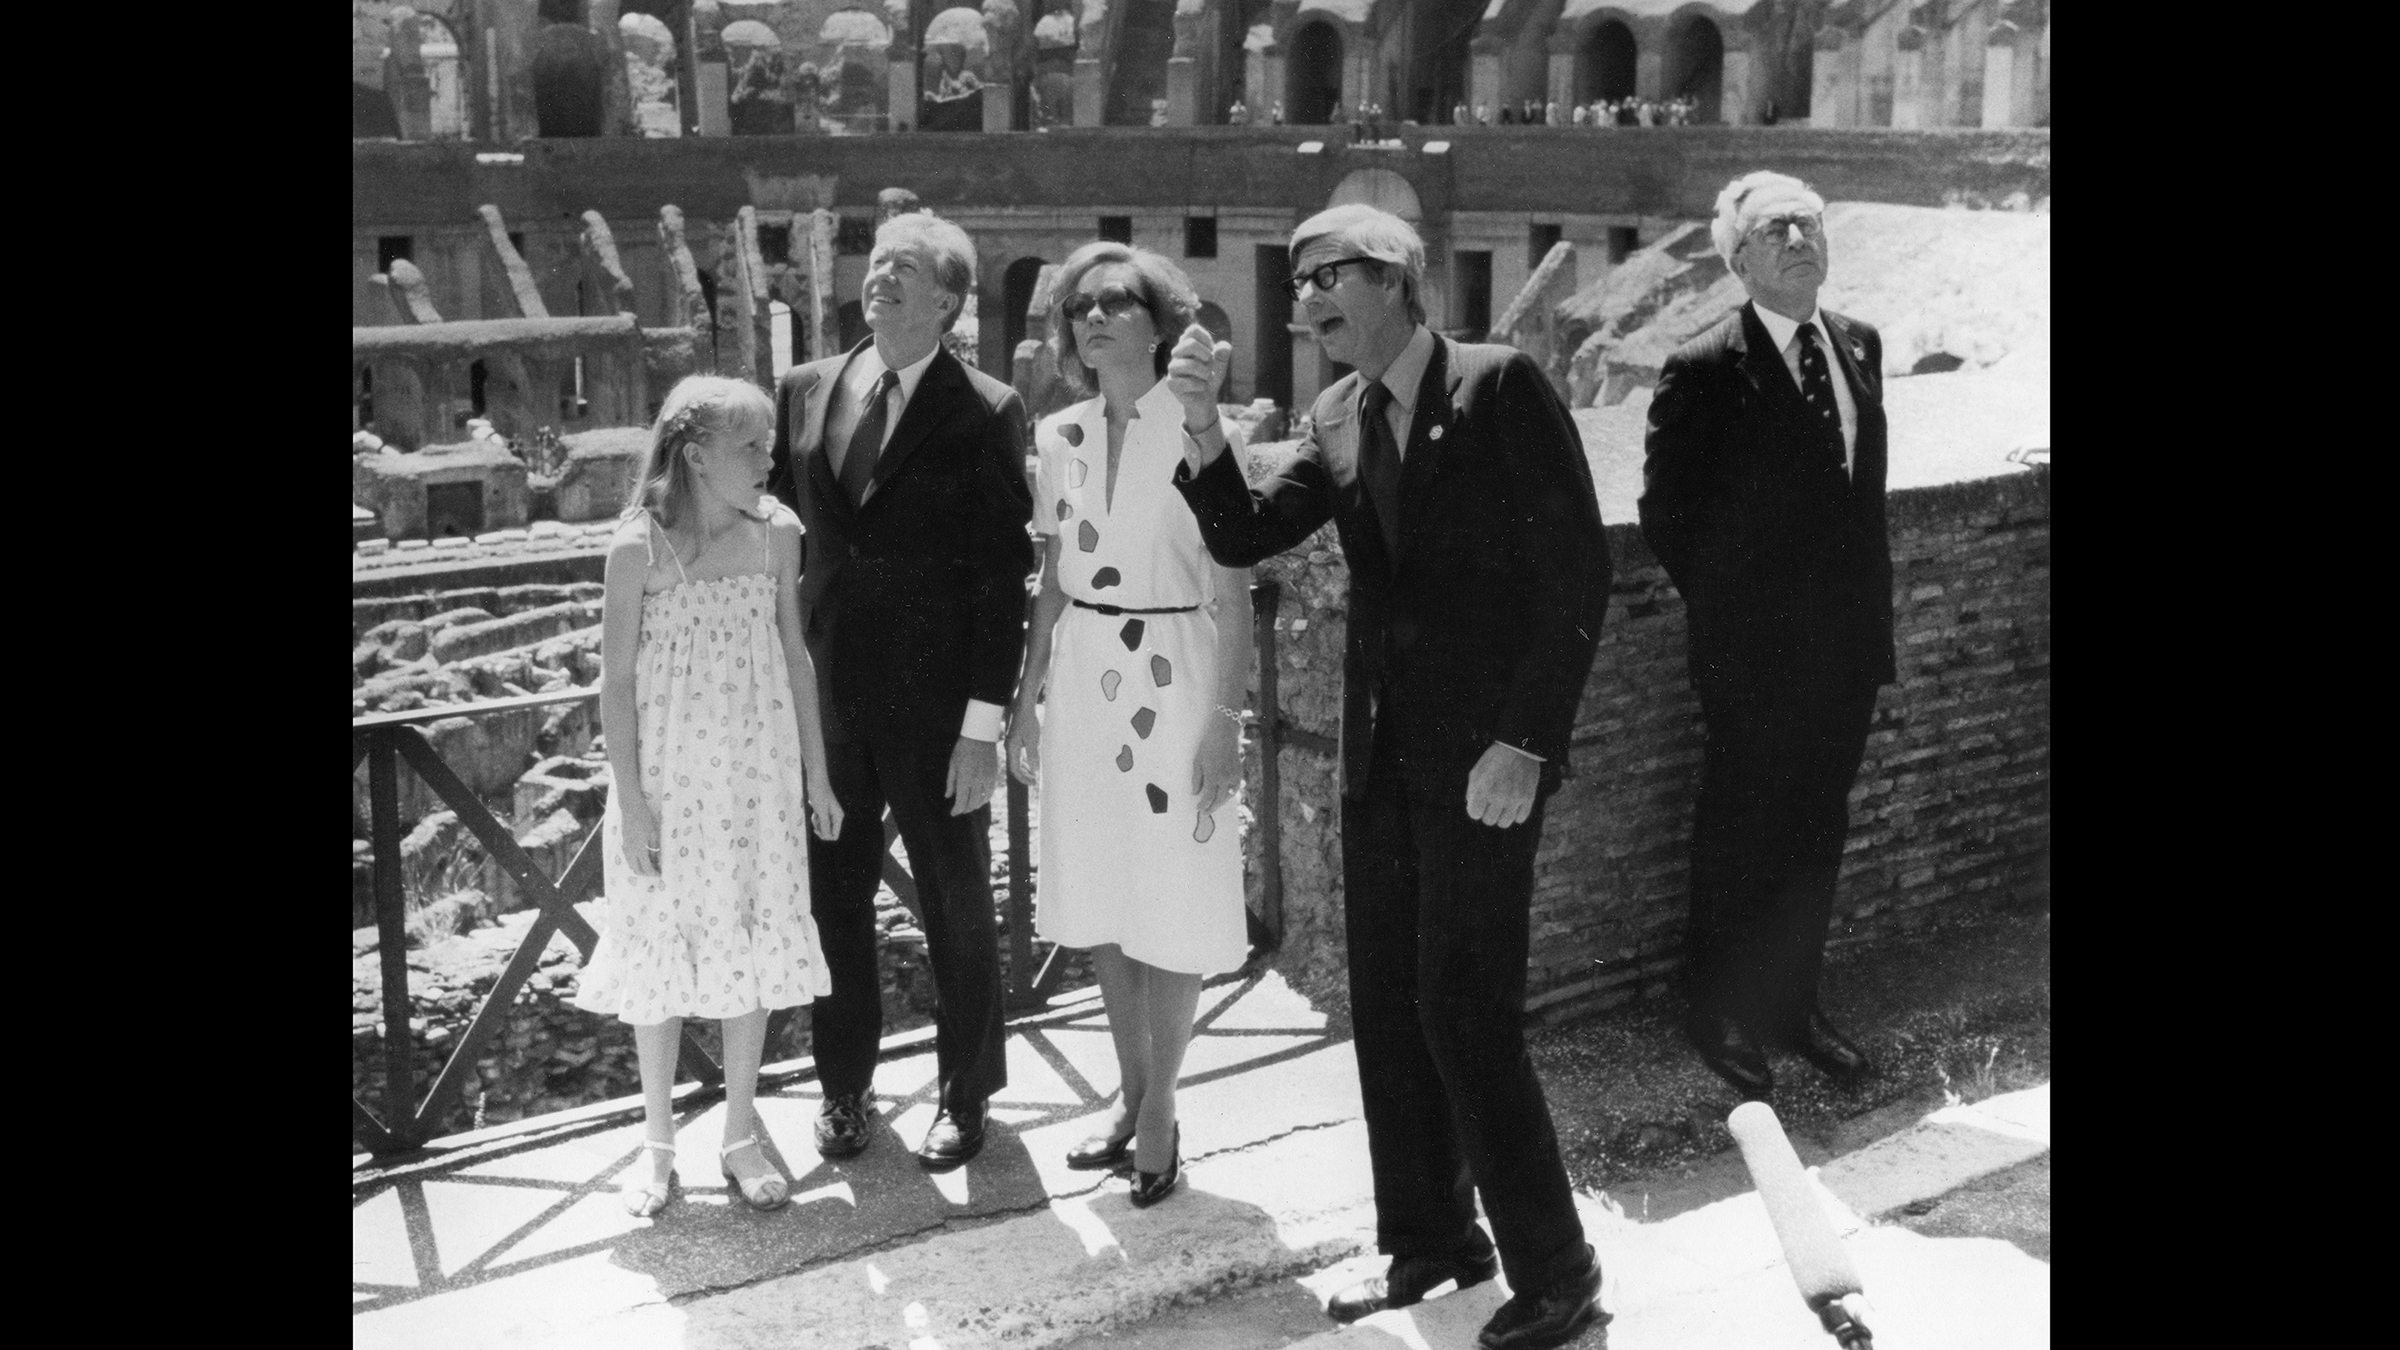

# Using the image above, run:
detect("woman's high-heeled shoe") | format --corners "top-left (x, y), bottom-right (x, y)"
top-left (1065, 1125), bottom-right (1136, 1171)
top-left (622, 1138), bottom-right (678, 1218)
top-left (1128, 1125), bottom-right (1180, 1208)
top-left (720, 1134), bottom-right (792, 1212)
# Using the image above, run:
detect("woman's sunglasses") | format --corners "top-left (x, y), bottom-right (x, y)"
top-left (1063, 284), bottom-right (1151, 324)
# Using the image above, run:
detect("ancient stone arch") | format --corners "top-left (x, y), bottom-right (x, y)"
top-left (1572, 12), bottom-right (1639, 103)
top-left (817, 9), bottom-right (895, 126)
top-left (1663, 7), bottom-right (1723, 122)
top-left (1284, 17), bottom-right (1345, 124)
top-left (532, 17), bottom-right (611, 135)
top-left (1325, 167), bottom-right (1423, 222)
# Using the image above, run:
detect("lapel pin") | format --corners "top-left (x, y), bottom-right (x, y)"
top-left (1428, 424), bottom-right (1444, 441)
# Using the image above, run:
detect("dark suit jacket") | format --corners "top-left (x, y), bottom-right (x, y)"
top-left (1638, 303), bottom-right (1897, 703)
top-left (768, 340), bottom-right (1035, 744)
top-left (1175, 335), bottom-right (1611, 798)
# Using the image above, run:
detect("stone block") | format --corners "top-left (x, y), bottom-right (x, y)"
top-left (353, 440), bottom-right (531, 542)
top-left (556, 427), bottom-right (650, 522)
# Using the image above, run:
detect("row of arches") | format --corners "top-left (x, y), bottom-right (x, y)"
top-left (353, 2), bottom-right (1749, 139)
top-left (1275, 10), bottom-right (1732, 128)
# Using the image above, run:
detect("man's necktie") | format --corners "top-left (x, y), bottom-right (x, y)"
top-left (1793, 325), bottom-right (1846, 474)
top-left (840, 370), bottom-right (899, 504)
top-left (1358, 380), bottom-right (1403, 561)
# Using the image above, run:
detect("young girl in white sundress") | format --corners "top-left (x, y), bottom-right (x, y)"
top-left (573, 375), bottom-right (844, 1217)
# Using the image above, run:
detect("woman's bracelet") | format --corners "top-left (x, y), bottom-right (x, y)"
top-left (1212, 704), bottom-right (1246, 728)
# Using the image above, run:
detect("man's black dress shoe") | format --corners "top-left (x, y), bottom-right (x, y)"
top-left (1326, 1244), bottom-right (1501, 1323)
top-left (1127, 1127), bottom-right (1180, 1207)
top-left (816, 1091), bottom-right (871, 1158)
top-left (1065, 1127), bottom-right (1135, 1171)
top-left (1475, 1249), bottom-right (1607, 1350)
top-left (916, 1104), bottom-right (987, 1170)
top-left (1686, 1013), bottom-right (1773, 1097)
top-left (1790, 1009), bottom-right (1873, 1082)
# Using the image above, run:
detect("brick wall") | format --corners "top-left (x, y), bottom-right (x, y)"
top-left (1248, 467), bottom-right (2050, 1025)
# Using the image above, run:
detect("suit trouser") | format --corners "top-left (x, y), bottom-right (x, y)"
top-left (1343, 744), bottom-right (1589, 1293)
top-left (808, 732), bottom-right (1007, 1115)
top-left (1684, 682), bottom-right (1879, 1040)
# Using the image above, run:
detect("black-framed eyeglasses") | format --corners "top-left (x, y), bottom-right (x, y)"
top-left (1743, 213), bottom-right (1825, 248)
top-left (1063, 284), bottom-right (1151, 324)
top-left (1284, 256), bottom-right (1376, 300)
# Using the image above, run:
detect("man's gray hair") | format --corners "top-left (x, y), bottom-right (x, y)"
top-left (1290, 203), bottom-right (1427, 325)
top-left (875, 211), bottom-right (978, 331)
top-left (1709, 171), bottom-right (1826, 265)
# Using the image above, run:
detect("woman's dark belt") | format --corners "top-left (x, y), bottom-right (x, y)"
top-left (1071, 598), bottom-right (1200, 615)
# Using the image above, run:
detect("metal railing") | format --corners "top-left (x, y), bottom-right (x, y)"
top-left (352, 582), bottom-right (1300, 1158)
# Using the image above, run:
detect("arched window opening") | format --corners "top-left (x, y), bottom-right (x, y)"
top-left (1578, 20), bottom-right (1637, 103)
top-left (1287, 22), bottom-right (1342, 126)
top-left (1003, 257), bottom-right (1049, 368)
top-left (532, 20), bottom-right (609, 136)
top-left (1665, 17), bottom-right (1723, 123)
top-left (620, 10), bottom-right (681, 136)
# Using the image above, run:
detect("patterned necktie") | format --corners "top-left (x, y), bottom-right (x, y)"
top-left (1793, 324), bottom-right (1846, 473)
top-left (840, 369), bottom-right (899, 504)
top-left (1358, 380), bottom-right (1403, 560)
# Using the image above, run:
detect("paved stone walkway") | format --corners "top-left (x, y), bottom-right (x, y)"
top-left (353, 971), bottom-right (2048, 1350)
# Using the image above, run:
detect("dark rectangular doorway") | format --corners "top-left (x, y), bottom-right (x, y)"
top-left (1253, 244), bottom-right (1293, 410)
top-left (1454, 250), bottom-right (1493, 341)
top-left (425, 482), bottom-right (485, 539)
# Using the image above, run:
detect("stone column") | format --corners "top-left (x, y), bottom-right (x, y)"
top-left (805, 208), bottom-right (841, 361)
top-left (1722, 47), bottom-right (1752, 124)
top-left (692, 0), bottom-right (732, 135)
top-left (385, 9), bottom-right (435, 140)
top-left (1546, 39), bottom-right (1575, 110)
top-left (1980, 15), bottom-right (2040, 128)
top-left (1469, 36), bottom-right (1504, 117)
top-left (731, 206), bottom-right (776, 391)
top-left (1073, 55), bottom-right (1105, 125)
top-left (888, 36), bottom-right (919, 129)
top-left (1811, 26), bottom-right (1852, 128)
top-left (1339, 30), bottom-right (1362, 116)
top-left (659, 205), bottom-right (717, 370)
top-left (1168, 12), bottom-right (1202, 125)
top-left (1250, 45), bottom-right (1273, 110)
top-left (1633, 16), bottom-right (1665, 101)
top-left (1892, 23), bottom-right (1930, 130)
top-left (587, 0), bottom-right (638, 136)
top-left (490, 0), bottom-right (542, 142)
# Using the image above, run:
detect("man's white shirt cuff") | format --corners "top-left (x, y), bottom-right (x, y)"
top-left (961, 700), bottom-right (1006, 742)
top-left (1494, 741), bottom-right (1545, 764)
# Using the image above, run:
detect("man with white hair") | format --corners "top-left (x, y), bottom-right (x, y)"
top-left (1165, 203), bottom-right (1612, 1350)
top-left (1639, 172), bottom-right (1897, 1099)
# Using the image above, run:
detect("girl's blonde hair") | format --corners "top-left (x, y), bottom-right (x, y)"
top-left (627, 375), bottom-right (776, 527)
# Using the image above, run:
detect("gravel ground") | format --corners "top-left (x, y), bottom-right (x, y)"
top-left (1275, 905), bottom-right (2050, 1197)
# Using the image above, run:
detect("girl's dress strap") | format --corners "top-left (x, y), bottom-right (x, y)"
top-left (648, 514), bottom-right (692, 586)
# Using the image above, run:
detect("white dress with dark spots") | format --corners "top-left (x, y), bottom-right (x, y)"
top-left (573, 511), bottom-right (831, 1023)
top-left (1030, 383), bottom-right (1249, 976)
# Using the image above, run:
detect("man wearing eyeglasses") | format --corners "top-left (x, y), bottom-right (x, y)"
top-left (1639, 171), bottom-right (1896, 1101)
top-left (1165, 204), bottom-right (1612, 1350)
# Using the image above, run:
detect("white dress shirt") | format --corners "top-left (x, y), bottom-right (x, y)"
top-left (825, 342), bottom-right (941, 480)
top-left (1750, 303), bottom-right (1857, 477)
top-left (827, 342), bottom-right (1004, 743)
top-left (1362, 324), bottom-right (1437, 459)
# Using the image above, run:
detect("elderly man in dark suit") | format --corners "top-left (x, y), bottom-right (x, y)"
top-left (1639, 171), bottom-right (1897, 1099)
top-left (768, 211), bottom-right (1035, 1169)
top-left (1165, 204), bottom-right (1612, 1350)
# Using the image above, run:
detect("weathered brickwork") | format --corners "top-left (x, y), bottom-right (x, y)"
top-left (1250, 468), bottom-right (2050, 1027)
